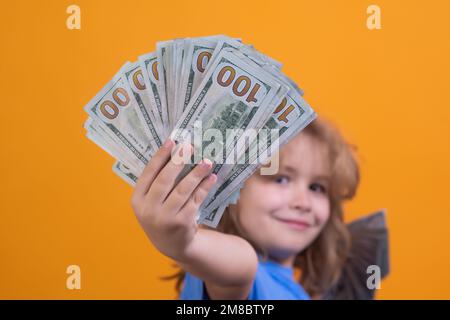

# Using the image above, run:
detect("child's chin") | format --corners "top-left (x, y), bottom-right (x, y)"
top-left (270, 241), bottom-right (309, 258)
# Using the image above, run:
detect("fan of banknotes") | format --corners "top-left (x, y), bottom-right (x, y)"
top-left (83, 35), bottom-right (316, 228)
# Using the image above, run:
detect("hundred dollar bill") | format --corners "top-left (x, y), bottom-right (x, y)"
top-left (201, 106), bottom-right (317, 220)
top-left (84, 117), bottom-right (142, 173)
top-left (171, 49), bottom-right (283, 155)
top-left (156, 40), bottom-right (174, 129)
top-left (200, 85), bottom-right (317, 223)
top-left (122, 62), bottom-right (164, 149)
top-left (83, 63), bottom-right (156, 171)
top-left (202, 112), bottom-right (317, 225)
top-left (197, 185), bottom-right (242, 228)
top-left (171, 38), bottom-right (189, 128)
top-left (175, 38), bottom-right (218, 124)
top-left (172, 39), bottom-right (188, 124)
top-left (203, 34), bottom-right (241, 43)
top-left (173, 36), bottom-right (242, 123)
top-left (85, 123), bottom-right (118, 159)
top-left (223, 48), bottom-right (296, 129)
top-left (206, 45), bottom-right (288, 133)
top-left (264, 64), bottom-right (304, 96)
top-left (200, 119), bottom-right (318, 228)
top-left (209, 37), bottom-right (281, 71)
top-left (171, 39), bottom-right (184, 126)
top-left (170, 49), bottom-right (286, 188)
top-left (138, 52), bottom-right (169, 137)
top-left (86, 130), bottom-right (140, 175)
top-left (112, 161), bottom-right (139, 187)
top-left (244, 43), bottom-right (283, 69)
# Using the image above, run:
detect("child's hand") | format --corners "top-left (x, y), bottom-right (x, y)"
top-left (131, 139), bottom-right (217, 262)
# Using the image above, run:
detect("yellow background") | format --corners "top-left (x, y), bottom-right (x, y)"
top-left (1, 0), bottom-right (449, 299)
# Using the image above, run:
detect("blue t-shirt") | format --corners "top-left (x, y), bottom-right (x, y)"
top-left (179, 255), bottom-right (310, 300)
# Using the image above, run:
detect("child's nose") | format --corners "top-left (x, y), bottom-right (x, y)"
top-left (290, 186), bottom-right (312, 213)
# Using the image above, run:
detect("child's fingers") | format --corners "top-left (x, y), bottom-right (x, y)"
top-left (145, 143), bottom-right (192, 205)
top-left (163, 159), bottom-right (213, 214)
top-left (177, 173), bottom-right (217, 223)
top-left (133, 139), bottom-right (175, 199)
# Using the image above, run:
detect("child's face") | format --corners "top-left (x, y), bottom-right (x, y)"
top-left (232, 133), bottom-right (331, 266)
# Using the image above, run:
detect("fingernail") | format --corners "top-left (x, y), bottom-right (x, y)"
top-left (202, 158), bottom-right (212, 167)
top-left (179, 143), bottom-right (193, 157)
top-left (202, 158), bottom-right (212, 168)
top-left (164, 139), bottom-right (174, 150)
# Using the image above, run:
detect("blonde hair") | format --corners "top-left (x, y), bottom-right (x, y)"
top-left (162, 117), bottom-right (360, 299)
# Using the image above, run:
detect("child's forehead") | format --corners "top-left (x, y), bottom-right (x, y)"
top-left (279, 133), bottom-right (331, 176)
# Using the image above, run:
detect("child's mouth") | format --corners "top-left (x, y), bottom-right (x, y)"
top-left (275, 217), bottom-right (311, 230)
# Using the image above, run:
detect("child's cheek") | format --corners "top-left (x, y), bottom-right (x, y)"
top-left (314, 197), bottom-right (331, 226)
top-left (258, 183), bottom-right (289, 210)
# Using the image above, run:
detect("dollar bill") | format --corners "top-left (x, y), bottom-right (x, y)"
top-left (85, 121), bottom-right (119, 159)
top-left (200, 84), bottom-right (317, 223)
top-left (171, 49), bottom-right (283, 155)
top-left (84, 117), bottom-right (142, 173)
top-left (175, 38), bottom-right (218, 123)
top-left (83, 62), bottom-right (157, 170)
top-left (209, 37), bottom-right (281, 71)
top-left (112, 161), bottom-right (139, 187)
top-left (173, 39), bottom-right (186, 116)
top-left (83, 35), bottom-right (318, 229)
top-left (122, 62), bottom-right (164, 149)
top-left (170, 49), bottom-right (287, 191)
top-left (138, 52), bottom-right (169, 137)
top-left (198, 185), bottom-right (242, 228)
top-left (156, 40), bottom-right (174, 129)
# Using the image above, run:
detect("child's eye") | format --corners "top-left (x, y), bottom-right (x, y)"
top-left (274, 176), bottom-right (290, 184)
top-left (310, 183), bottom-right (327, 194)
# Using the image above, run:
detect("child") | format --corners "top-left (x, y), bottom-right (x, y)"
top-left (131, 117), bottom-right (360, 300)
